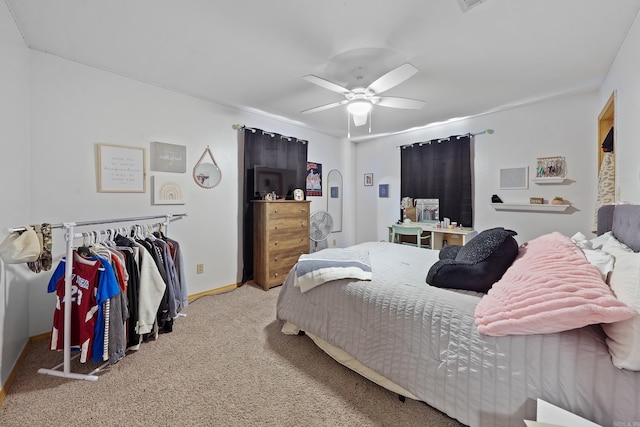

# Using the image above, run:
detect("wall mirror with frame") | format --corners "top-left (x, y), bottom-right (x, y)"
top-left (193, 146), bottom-right (222, 189)
top-left (327, 169), bottom-right (343, 232)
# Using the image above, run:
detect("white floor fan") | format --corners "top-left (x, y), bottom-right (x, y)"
top-left (310, 210), bottom-right (333, 252)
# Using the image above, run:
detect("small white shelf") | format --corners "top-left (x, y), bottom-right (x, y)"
top-left (490, 203), bottom-right (570, 212)
top-left (531, 177), bottom-right (569, 185)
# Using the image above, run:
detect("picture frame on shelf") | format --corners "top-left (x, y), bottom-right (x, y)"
top-left (536, 156), bottom-right (566, 178)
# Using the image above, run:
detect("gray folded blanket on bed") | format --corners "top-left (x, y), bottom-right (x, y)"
top-left (294, 248), bottom-right (372, 293)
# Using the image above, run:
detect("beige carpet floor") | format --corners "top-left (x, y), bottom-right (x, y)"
top-left (0, 284), bottom-right (464, 426)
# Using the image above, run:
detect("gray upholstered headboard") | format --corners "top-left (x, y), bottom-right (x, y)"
top-left (597, 204), bottom-right (640, 251)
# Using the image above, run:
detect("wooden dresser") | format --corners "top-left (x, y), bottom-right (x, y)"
top-left (253, 200), bottom-right (310, 290)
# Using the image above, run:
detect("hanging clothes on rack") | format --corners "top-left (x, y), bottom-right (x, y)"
top-left (87, 232), bottom-right (130, 364)
top-left (114, 232), bottom-right (167, 345)
top-left (156, 229), bottom-right (188, 310)
top-left (143, 228), bottom-right (182, 332)
top-left (47, 250), bottom-right (121, 363)
top-left (25, 213), bottom-right (187, 382)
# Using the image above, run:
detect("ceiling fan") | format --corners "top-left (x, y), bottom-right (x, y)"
top-left (301, 63), bottom-right (426, 129)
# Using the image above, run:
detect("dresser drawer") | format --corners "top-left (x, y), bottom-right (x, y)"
top-left (262, 252), bottom-right (303, 287)
top-left (267, 235), bottom-right (309, 251)
top-left (267, 205), bottom-right (309, 221)
top-left (268, 218), bottom-right (308, 233)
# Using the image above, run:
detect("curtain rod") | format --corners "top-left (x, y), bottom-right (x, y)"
top-left (396, 129), bottom-right (494, 150)
top-left (231, 124), bottom-right (307, 144)
top-left (7, 213), bottom-right (187, 234)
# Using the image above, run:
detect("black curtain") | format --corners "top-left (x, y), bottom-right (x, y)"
top-left (241, 127), bottom-right (308, 282)
top-left (400, 135), bottom-right (473, 227)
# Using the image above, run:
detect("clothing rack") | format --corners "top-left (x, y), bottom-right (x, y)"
top-left (12, 213), bottom-right (187, 381)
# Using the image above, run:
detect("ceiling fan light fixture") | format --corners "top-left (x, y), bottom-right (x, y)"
top-left (347, 100), bottom-right (373, 115)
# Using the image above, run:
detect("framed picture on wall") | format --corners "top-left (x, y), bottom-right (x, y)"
top-left (306, 162), bottom-right (322, 196)
top-left (150, 141), bottom-right (187, 173)
top-left (364, 173), bottom-right (373, 186)
top-left (97, 143), bottom-right (146, 193)
top-left (379, 184), bottom-right (389, 198)
top-left (499, 166), bottom-right (529, 190)
top-left (152, 174), bottom-right (186, 205)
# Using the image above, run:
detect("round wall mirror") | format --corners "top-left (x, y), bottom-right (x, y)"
top-left (193, 146), bottom-right (222, 189)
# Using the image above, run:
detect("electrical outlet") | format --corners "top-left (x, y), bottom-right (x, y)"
top-left (196, 264), bottom-right (204, 274)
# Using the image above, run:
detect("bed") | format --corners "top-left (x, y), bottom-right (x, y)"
top-left (276, 204), bottom-right (640, 427)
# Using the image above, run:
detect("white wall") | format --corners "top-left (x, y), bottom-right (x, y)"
top-left (25, 50), bottom-right (352, 336)
top-left (355, 91), bottom-right (600, 245)
top-left (0, 1), bottom-right (31, 386)
top-left (600, 9), bottom-right (640, 203)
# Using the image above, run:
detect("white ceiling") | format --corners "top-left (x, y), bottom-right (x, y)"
top-left (6, 0), bottom-right (640, 141)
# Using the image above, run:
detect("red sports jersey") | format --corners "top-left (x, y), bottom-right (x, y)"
top-left (49, 253), bottom-right (101, 363)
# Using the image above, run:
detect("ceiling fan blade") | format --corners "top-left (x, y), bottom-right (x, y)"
top-left (375, 96), bottom-right (426, 110)
top-left (303, 75), bottom-right (350, 94)
top-left (352, 113), bottom-right (368, 127)
top-left (367, 63), bottom-right (419, 94)
top-left (300, 99), bottom-right (348, 114)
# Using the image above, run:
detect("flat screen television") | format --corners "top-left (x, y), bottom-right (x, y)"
top-left (250, 166), bottom-right (301, 200)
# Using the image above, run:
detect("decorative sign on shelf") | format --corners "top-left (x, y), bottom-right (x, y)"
top-left (536, 156), bottom-right (566, 178)
top-left (97, 144), bottom-right (146, 193)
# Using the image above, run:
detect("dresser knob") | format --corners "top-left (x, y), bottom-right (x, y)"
top-left (274, 225), bottom-right (278, 230)
top-left (274, 257), bottom-right (278, 261)
top-left (274, 209), bottom-right (278, 213)
top-left (274, 241), bottom-right (278, 245)
top-left (274, 272), bottom-right (278, 277)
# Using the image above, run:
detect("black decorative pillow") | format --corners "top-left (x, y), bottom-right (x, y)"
top-left (426, 227), bottom-right (519, 293)
top-left (439, 245), bottom-right (461, 260)
top-left (455, 227), bottom-right (518, 264)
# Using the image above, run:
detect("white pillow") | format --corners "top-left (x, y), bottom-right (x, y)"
top-left (589, 231), bottom-right (614, 250)
top-left (571, 232), bottom-right (615, 280)
top-left (581, 248), bottom-right (615, 281)
top-left (600, 243), bottom-right (640, 371)
top-left (571, 231), bottom-right (592, 249)
top-left (594, 235), bottom-right (633, 256)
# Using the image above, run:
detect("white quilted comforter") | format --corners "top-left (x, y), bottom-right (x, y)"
top-left (276, 241), bottom-right (640, 427)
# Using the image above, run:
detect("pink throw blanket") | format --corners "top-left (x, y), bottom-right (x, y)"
top-left (475, 232), bottom-right (637, 336)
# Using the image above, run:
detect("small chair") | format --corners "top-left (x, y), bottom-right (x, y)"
top-left (391, 224), bottom-right (431, 249)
